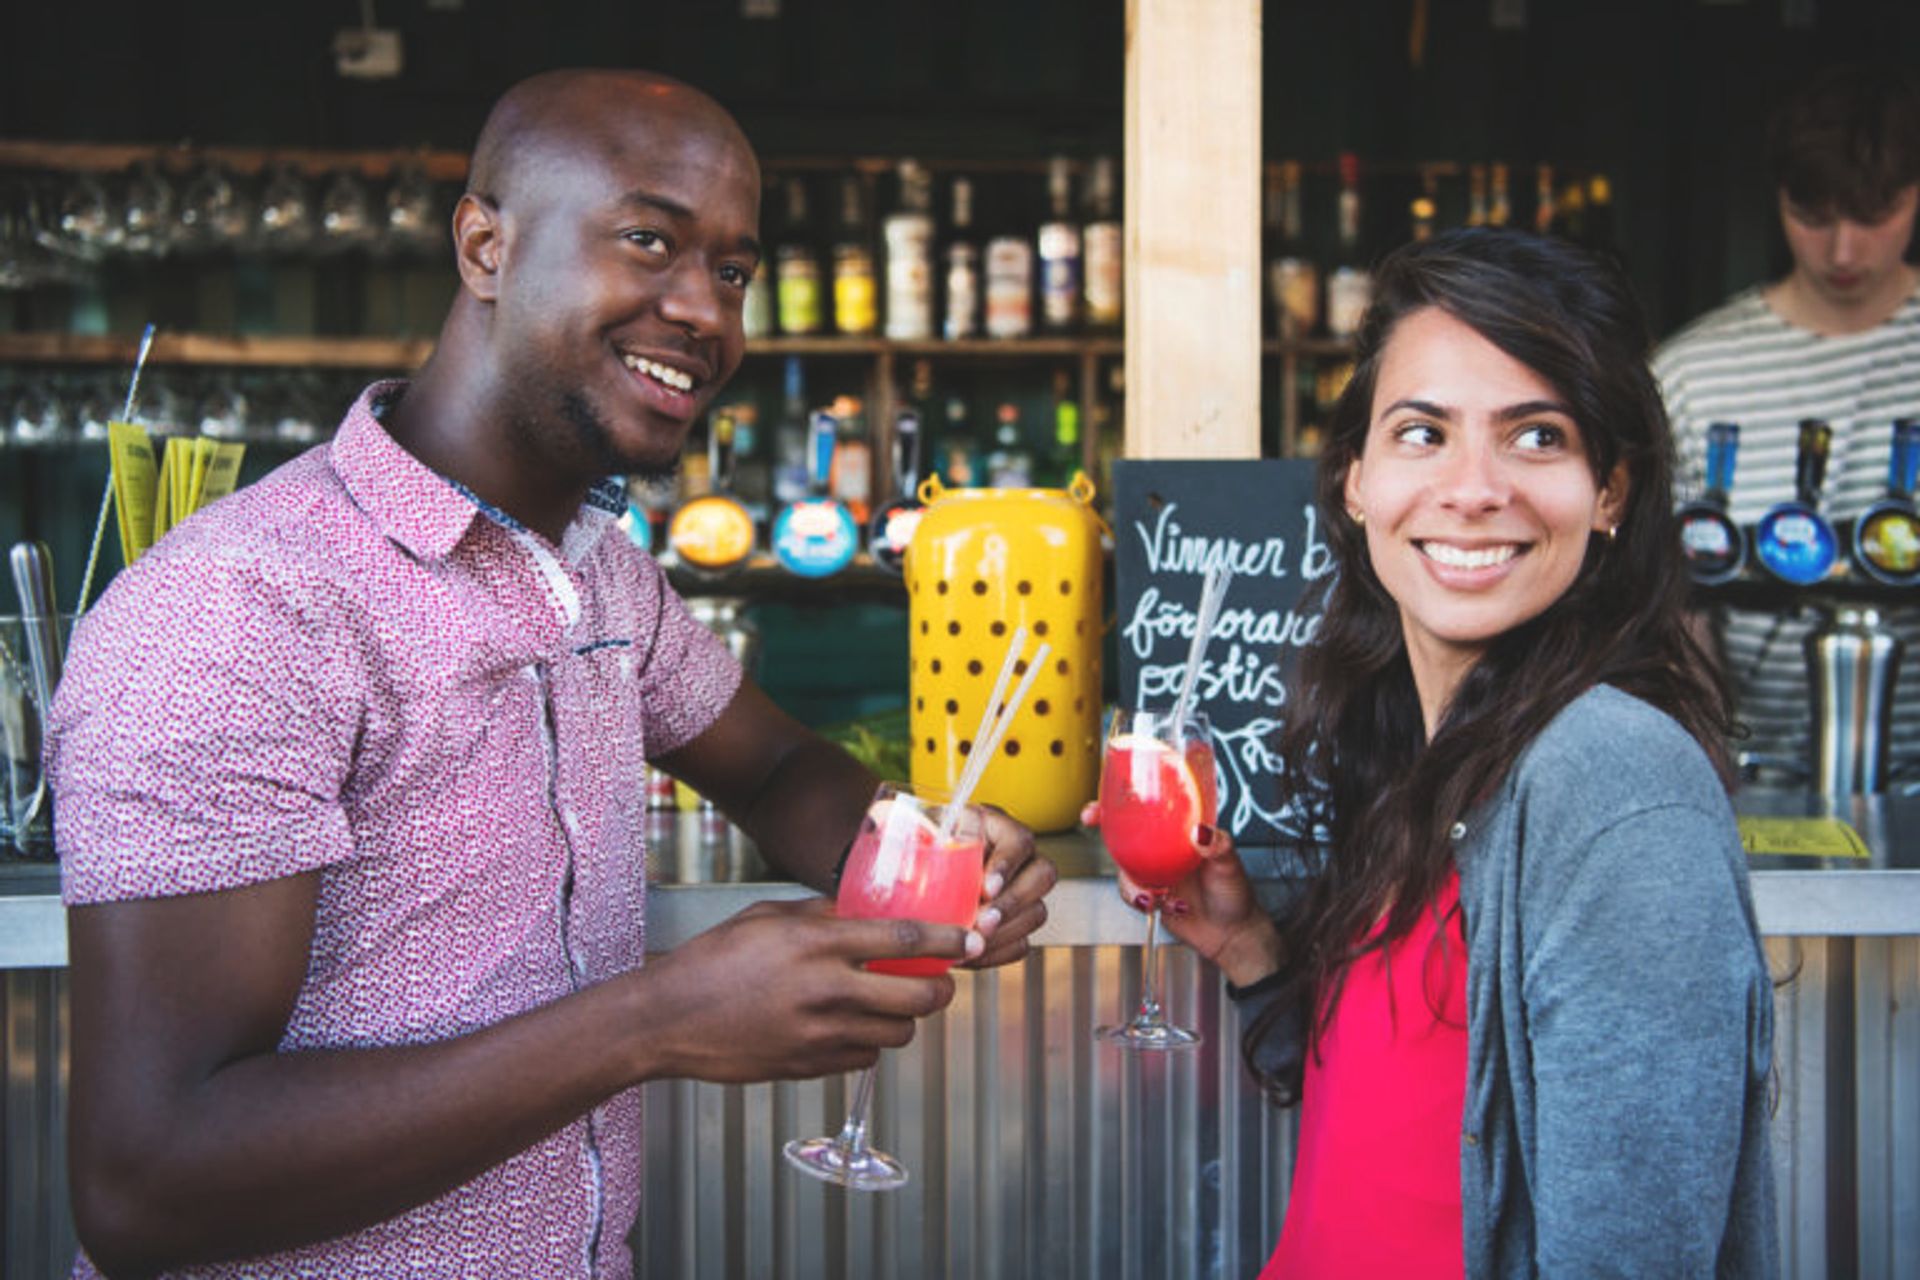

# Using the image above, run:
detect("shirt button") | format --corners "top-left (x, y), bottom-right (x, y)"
top-left (1449, 822), bottom-right (1468, 842)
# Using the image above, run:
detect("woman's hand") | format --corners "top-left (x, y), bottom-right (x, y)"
top-left (1081, 802), bottom-right (1285, 988)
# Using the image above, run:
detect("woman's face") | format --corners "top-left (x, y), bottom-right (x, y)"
top-left (1344, 306), bottom-right (1627, 713)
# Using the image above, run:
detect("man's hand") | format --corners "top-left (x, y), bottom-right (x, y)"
top-left (638, 897), bottom-right (979, 1083)
top-left (964, 805), bottom-right (1056, 969)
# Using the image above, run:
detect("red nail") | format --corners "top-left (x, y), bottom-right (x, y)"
top-left (1131, 892), bottom-right (1153, 910)
top-left (1192, 824), bottom-right (1215, 846)
top-left (1167, 898), bottom-right (1191, 917)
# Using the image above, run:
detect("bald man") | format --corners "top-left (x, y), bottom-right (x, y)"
top-left (48, 70), bottom-right (1054, 1279)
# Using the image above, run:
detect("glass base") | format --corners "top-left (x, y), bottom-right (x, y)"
top-left (783, 1136), bottom-right (910, 1191)
top-left (1096, 1014), bottom-right (1202, 1051)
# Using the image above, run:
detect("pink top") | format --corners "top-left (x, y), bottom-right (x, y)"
top-left (1261, 871), bottom-right (1469, 1279)
top-left (49, 383), bottom-right (743, 1279)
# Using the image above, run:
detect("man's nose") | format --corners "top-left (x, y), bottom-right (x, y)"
top-left (659, 264), bottom-right (725, 334)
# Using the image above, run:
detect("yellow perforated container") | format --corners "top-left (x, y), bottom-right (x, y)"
top-left (904, 473), bottom-right (1104, 833)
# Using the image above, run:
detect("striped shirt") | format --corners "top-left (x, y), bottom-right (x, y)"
top-left (1653, 285), bottom-right (1920, 776)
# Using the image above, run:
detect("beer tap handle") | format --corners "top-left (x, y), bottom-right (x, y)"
top-left (1795, 418), bottom-right (1832, 507)
top-left (807, 410), bottom-right (838, 499)
top-left (1705, 421), bottom-right (1739, 505)
top-left (1889, 418), bottom-right (1920, 502)
top-left (708, 410), bottom-right (736, 496)
top-left (893, 408), bottom-right (922, 494)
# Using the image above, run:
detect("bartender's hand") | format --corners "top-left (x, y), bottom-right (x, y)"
top-left (643, 897), bottom-right (979, 1084)
top-left (1080, 802), bottom-right (1283, 988)
top-left (963, 805), bottom-right (1057, 969)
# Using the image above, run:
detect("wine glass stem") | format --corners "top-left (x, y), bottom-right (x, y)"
top-left (1138, 900), bottom-right (1166, 1022)
top-left (834, 1063), bottom-right (880, 1159)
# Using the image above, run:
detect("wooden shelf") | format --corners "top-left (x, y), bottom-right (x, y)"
top-left (1261, 337), bottom-right (1355, 358)
top-left (0, 332), bottom-right (435, 368)
top-left (0, 331), bottom-right (1125, 369)
top-left (0, 140), bottom-right (467, 182)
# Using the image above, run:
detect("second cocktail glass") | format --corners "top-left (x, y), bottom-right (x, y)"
top-left (783, 781), bottom-right (987, 1190)
top-left (1095, 706), bottom-right (1218, 1050)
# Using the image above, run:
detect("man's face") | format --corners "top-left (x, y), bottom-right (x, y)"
top-left (489, 96), bottom-right (761, 478)
top-left (1778, 183), bottom-right (1918, 314)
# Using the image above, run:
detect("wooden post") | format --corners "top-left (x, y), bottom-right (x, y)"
top-left (1124, 0), bottom-right (1263, 460)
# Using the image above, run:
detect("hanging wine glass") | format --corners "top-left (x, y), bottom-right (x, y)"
top-left (383, 156), bottom-right (442, 258)
top-left (177, 160), bottom-right (253, 253)
top-left (55, 172), bottom-right (117, 261)
top-left (119, 158), bottom-right (177, 258)
top-left (319, 168), bottom-right (377, 252)
top-left (256, 160), bottom-right (316, 254)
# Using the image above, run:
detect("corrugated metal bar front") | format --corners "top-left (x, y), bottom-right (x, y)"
top-left (635, 943), bottom-right (1299, 1279)
top-left (4, 969), bottom-right (75, 1280)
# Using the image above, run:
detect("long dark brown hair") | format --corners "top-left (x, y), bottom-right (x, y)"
top-left (1243, 226), bottom-right (1733, 1103)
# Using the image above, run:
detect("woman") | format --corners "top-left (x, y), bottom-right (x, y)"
top-left (1112, 227), bottom-right (1779, 1276)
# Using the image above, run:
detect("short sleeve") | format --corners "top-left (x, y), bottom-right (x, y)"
top-left (48, 550), bottom-right (364, 904)
top-left (632, 563), bottom-right (744, 758)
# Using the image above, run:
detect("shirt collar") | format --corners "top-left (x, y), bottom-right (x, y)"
top-left (331, 381), bottom-right (628, 564)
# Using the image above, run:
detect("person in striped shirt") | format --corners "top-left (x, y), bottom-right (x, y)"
top-left (1654, 62), bottom-right (1920, 781)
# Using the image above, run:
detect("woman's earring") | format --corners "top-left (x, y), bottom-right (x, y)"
top-left (1605, 524), bottom-right (1618, 542)
top-left (1349, 509), bottom-right (1365, 526)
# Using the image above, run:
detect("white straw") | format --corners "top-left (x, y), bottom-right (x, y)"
top-left (75, 323), bottom-right (158, 617)
top-left (1171, 562), bottom-right (1233, 731)
top-left (944, 640), bottom-right (1051, 834)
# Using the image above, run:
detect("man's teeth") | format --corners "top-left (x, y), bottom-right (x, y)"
top-left (1422, 542), bottom-right (1519, 569)
top-left (623, 354), bottom-right (695, 392)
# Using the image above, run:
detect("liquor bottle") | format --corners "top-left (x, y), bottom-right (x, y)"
top-left (772, 408), bottom-right (861, 578)
top-left (1326, 152), bottom-right (1372, 341)
top-left (1849, 418), bottom-right (1920, 586)
top-left (1409, 167), bottom-right (1438, 243)
top-left (1754, 418), bottom-right (1839, 586)
top-left (1583, 173), bottom-right (1618, 259)
top-left (985, 401), bottom-right (1034, 488)
top-left (985, 179), bottom-right (1035, 340)
top-left (1556, 177), bottom-right (1587, 243)
top-left (867, 402), bottom-right (927, 573)
top-left (942, 393), bottom-right (978, 486)
top-left (1043, 368), bottom-right (1083, 488)
top-left (827, 394), bottom-right (874, 525)
top-left (1082, 155), bottom-right (1123, 333)
top-left (1677, 422), bottom-right (1747, 585)
top-left (1532, 164), bottom-right (1557, 236)
top-left (1269, 160), bottom-right (1319, 340)
top-left (884, 159), bottom-right (936, 341)
top-left (942, 175), bottom-right (982, 341)
top-left (771, 356), bottom-right (812, 511)
top-left (726, 402), bottom-right (773, 537)
top-left (667, 409), bottom-right (757, 578)
top-left (773, 176), bottom-right (824, 336)
top-left (1488, 163), bottom-right (1512, 228)
top-left (831, 174), bottom-right (878, 337)
top-left (1465, 164), bottom-right (1490, 228)
top-left (1037, 156), bottom-right (1083, 334)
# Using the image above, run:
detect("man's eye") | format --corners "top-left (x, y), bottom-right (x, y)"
top-left (625, 229), bottom-right (669, 253)
top-left (719, 262), bottom-right (754, 288)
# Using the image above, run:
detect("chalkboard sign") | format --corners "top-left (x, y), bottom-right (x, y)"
top-left (1112, 459), bottom-right (1331, 849)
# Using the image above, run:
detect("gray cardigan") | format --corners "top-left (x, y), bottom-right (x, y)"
top-left (1235, 684), bottom-right (1779, 1278)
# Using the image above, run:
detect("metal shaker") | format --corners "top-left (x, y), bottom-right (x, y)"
top-left (1804, 606), bottom-right (1904, 794)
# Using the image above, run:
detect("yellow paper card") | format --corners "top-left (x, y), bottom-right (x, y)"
top-left (196, 442), bottom-right (246, 508)
top-left (1738, 816), bottom-right (1869, 859)
top-left (186, 436), bottom-right (215, 513)
top-left (107, 420), bottom-right (159, 564)
top-left (152, 440), bottom-right (177, 541)
top-left (170, 436), bottom-right (193, 526)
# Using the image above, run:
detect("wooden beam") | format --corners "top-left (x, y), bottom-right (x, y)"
top-left (1124, 0), bottom-right (1262, 460)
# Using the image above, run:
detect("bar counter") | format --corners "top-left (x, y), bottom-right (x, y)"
top-left (5, 790), bottom-right (1919, 1278)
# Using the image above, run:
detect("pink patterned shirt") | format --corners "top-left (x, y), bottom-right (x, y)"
top-left (49, 382), bottom-right (743, 1279)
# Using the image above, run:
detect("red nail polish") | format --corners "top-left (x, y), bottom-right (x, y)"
top-left (1192, 824), bottom-right (1215, 846)
top-left (1168, 899), bottom-right (1191, 916)
top-left (1132, 892), bottom-right (1152, 910)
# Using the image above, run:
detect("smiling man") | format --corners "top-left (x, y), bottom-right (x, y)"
top-left (47, 70), bottom-right (1054, 1280)
top-left (1654, 61), bottom-right (1920, 780)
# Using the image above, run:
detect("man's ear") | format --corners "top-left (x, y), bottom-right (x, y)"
top-left (452, 193), bottom-right (504, 303)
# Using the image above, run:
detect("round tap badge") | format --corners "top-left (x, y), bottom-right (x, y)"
top-left (1854, 502), bottom-right (1920, 585)
top-left (1754, 503), bottom-right (1838, 586)
top-left (668, 495), bottom-right (756, 575)
top-left (1677, 504), bottom-right (1746, 585)
top-left (772, 498), bottom-right (859, 578)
